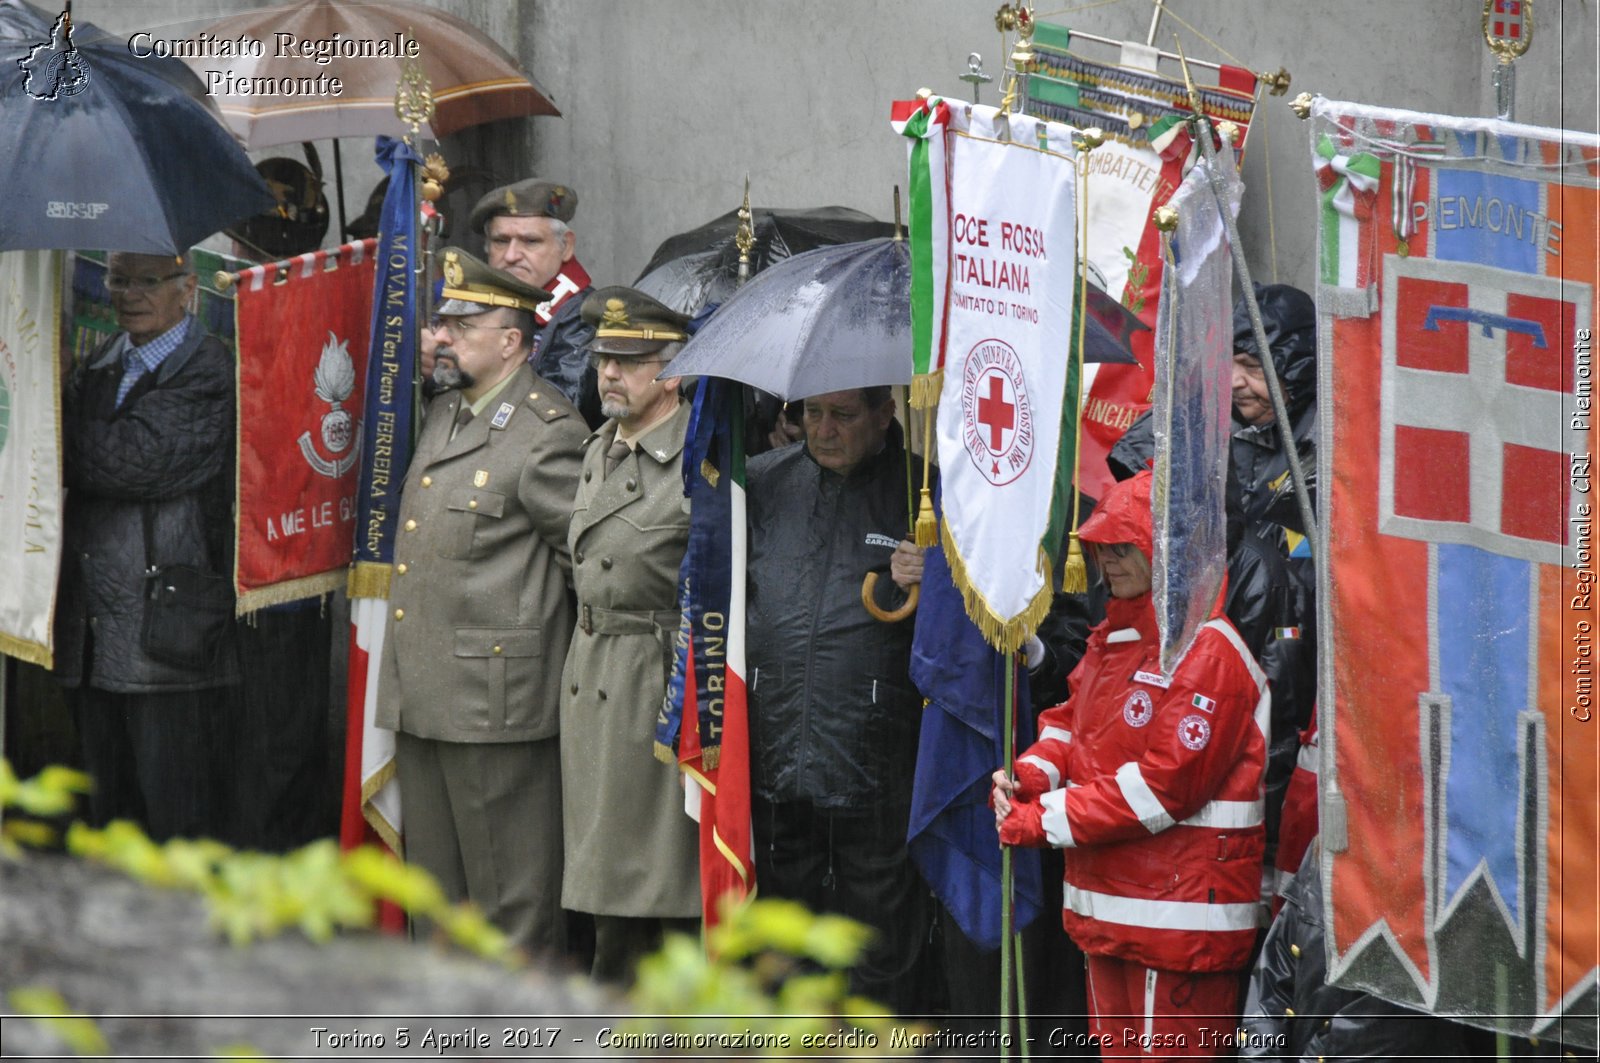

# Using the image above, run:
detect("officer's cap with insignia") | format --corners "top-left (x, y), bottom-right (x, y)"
top-left (436, 247), bottom-right (553, 317)
top-left (581, 286), bottom-right (692, 357)
top-left (468, 179), bottom-right (579, 235)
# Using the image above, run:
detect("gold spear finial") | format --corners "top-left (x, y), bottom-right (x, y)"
top-left (1152, 205), bottom-right (1179, 232)
top-left (1289, 92), bottom-right (1314, 120)
top-left (735, 175), bottom-right (755, 285)
top-left (1257, 67), bottom-right (1292, 96)
top-left (394, 30), bottom-right (435, 143)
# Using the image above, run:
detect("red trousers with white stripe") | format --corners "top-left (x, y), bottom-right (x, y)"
top-left (1084, 953), bottom-right (1242, 1059)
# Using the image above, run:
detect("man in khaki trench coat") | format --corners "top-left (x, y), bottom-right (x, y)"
top-left (560, 287), bottom-right (700, 983)
top-left (378, 248), bottom-right (587, 955)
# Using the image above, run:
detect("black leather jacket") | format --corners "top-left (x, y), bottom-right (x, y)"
top-left (55, 322), bottom-right (238, 691)
top-left (746, 424), bottom-right (920, 808)
top-left (1243, 847), bottom-right (1473, 1060)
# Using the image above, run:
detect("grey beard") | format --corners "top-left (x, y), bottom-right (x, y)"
top-left (599, 397), bottom-right (631, 421)
top-left (431, 351), bottom-right (475, 392)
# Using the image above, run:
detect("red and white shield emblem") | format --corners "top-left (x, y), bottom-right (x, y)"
top-left (1379, 255), bottom-right (1585, 566)
top-left (960, 338), bottom-right (1034, 486)
top-left (1483, 0), bottom-right (1531, 59)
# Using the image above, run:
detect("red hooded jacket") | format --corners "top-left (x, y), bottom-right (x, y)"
top-left (1002, 470), bottom-right (1269, 973)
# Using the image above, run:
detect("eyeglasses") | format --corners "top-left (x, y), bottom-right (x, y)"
top-left (106, 271), bottom-right (186, 293)
top-left (1096, 542), bottom-right (1136, 558)
top-left (440, 318), bottom-right (513, 340)
top-left (587, 353), bottom-right (668, 371)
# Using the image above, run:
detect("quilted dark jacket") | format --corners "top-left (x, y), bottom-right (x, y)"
top-left (55, 322), bottom-right (238, 692)
top-left (745, 424), bottom-right (921, 809)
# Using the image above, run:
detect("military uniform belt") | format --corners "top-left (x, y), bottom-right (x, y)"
top-left (578, 604), bottom-right (681, 637)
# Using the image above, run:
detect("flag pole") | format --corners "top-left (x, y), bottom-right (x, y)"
top-left (1062, 127), bottom-right (1104, 594)
top-left (1000, 648), bottom-right (1015, 1061)
top-left (1173, 36), bottom-right (1320, 549)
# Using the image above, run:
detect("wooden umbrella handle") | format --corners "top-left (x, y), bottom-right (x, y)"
top-left (861, 572), bottom-right (919, 623)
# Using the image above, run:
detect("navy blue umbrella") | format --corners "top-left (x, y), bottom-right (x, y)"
top-left (0, 0), bottom-right (273, 254)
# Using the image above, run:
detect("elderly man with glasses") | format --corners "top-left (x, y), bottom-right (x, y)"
top-left (54, 251), bottom-right (238, 842)
top-left (377, 247), bottom-right (588, 956)
top-left (557, 287), bottom-right (700, 984)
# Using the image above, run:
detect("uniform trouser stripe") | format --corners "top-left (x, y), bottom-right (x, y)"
top-left (1144, 967), bottom-right (1157, 1054)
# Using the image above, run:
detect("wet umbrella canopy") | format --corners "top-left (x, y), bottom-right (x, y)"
top-left (662, 237), bottom-right (914, 401)
top-left (664, 237), bottom-right (1140, 401)
top-left (181, 0), bottom-right (560, 146)
top-left (0, 0), bottom-right (273, 254)
top-left (635, 205), bottom-right (895, 316)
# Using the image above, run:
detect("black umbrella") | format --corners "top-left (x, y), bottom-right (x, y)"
top-left (634, 205), bottom-right (895, 315)
top-left (0, 0), bottom-right (273, 254)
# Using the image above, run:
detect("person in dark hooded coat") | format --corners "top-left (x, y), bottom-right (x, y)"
top-left (1229, 283), bottom-right (1318, 536)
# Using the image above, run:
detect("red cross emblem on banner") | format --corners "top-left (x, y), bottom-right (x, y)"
top-left (977, 373), bottom-right (1016, 456)
top-left (959, 338), bottom-right (1034, 487)
top-left (1378, 256), bottom-right (1585, 565)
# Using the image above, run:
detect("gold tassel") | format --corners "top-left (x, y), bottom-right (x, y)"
top-left (914, 486), bottom-right (938, 547)
top-left (909, 369), bottom-right (945, 409)
top-left (653, 741), bottom-right (677, 766)
top-left (1062, 533), bottom-right (1088, 594)
top-left (914, 402), bottom-right (937, 546)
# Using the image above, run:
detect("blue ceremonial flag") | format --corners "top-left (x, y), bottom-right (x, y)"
top-left (350, 135), bottom-right (421, 584)
top-left (909, 484), bottom-right (1045, 951)
top-left (341, 135), bottom-right (420, 857)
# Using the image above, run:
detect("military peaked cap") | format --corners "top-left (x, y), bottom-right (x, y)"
top-left (582, 286), bottom-right (692, 357)
top-left (436, 247), bottom-right (552, 316)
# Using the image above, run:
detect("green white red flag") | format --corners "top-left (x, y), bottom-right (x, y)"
top-left (892, 95), bottom-right (953, 408)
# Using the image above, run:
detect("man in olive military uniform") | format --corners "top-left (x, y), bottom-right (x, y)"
top-left (559, 287), bottom-right (701, 983)
top-left (377, 248), bottom-right (588, 955)
top-left (469, 178), bottom-right (601, 428)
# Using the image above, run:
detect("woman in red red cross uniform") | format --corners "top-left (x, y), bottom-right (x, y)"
top-left (993, 469), bottom-right (1269, 1058)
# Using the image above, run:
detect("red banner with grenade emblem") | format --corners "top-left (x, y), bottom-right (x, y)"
top-left (234, 240), bottom-right (376, 612)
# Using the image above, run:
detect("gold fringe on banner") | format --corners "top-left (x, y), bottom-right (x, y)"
top-left (360, 758), bottom-right (401, 856)
top-left (235, 570), bottom-right (343, 617)
top-left (653, 740), bottom-right (676, 766)
top-left (347, 561), bottom-right (393, 600)
top-left (940, 516), bottom-right (1054, 655)
top-left (909, 369), bottom-right (945, 410)
top-left (0, 632), bottom-right (52, 669)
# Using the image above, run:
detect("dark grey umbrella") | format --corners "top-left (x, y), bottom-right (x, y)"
top-left (662, 237), bottom-right (1137, 401)
top-left (0, 0), bottom-right (272, 253)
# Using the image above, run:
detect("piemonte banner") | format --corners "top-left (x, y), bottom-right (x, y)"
top-left (926, 102), bottom-right (1079, 652)
top-left (234, 240), bottom-right (376, 612)
top-left (1311, 97), bottom-right (1598, 1048)
top-left (0, 250), bottom-right (63, 667)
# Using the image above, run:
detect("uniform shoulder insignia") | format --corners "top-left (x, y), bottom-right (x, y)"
top-left (525, 395), bottom-right (570, 423)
